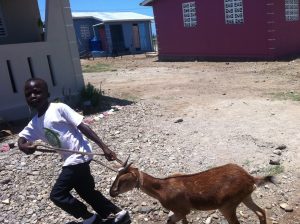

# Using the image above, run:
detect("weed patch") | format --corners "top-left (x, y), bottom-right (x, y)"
top-left (80, 83), bottom-right (102, 108)
top-left (82, 63), bottom-right (115, 73)
top-left (263, 165), bottom-right (284, 176)
top-left (270, 91), bottom-right (300, 101)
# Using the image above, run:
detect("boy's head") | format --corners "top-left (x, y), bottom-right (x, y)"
top-left (24, 78), bottom-right (50, 110)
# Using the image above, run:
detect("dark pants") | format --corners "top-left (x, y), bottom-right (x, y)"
top-left (50, 161), bottom-right (121, 219)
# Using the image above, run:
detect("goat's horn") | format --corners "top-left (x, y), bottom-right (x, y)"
top-left (118, 162), bottom-right (133, 174)
top-left (124, 162), bottom-right (133, 170)
top-left (122, 155), bottom-right (130, 167)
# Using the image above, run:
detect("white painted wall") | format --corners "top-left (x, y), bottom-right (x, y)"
top-left (0, 0), bottom-right (83, 121)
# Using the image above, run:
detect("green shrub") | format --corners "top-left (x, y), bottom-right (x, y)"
top-left (270, 91), bottom-right (300, 101)
top-left (264, 165), bottom-right (284, 176)
top-left (80, 83), bottom-right (102, 107)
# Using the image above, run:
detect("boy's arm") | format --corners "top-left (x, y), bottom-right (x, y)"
top-left (18, 137), bottom-right (36, 155)
top-left (77, 122), bottom-right (116, 161)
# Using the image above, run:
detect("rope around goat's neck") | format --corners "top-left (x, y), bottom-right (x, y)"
top-left (34, 144), bottom-right (120, 172)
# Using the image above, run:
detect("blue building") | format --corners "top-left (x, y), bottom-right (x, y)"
top-left (72, 12), bottom-right (154, 57)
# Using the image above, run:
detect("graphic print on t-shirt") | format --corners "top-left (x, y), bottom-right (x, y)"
top-left (44, 128), bottom-right (61, 147)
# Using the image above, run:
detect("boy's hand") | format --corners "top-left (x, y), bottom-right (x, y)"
top-left (102, 147), bottom-right (117, 161)
top-left (18, 138), bottom-right (36, 155)
top-left (77, 123), bottom-right (117, 161)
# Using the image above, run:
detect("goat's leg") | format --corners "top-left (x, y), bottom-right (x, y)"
top-left (181, 216), bottom-right (188, 224)
top-left (219, 207), bottom-right (240, 224)
top-left (243, 195), bottom-right (267, 224)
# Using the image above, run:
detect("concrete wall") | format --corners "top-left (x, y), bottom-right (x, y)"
top-left (0, 0), bottom-right (83, 121)
top-left (151, 0), bottom-right (300, 60)
top-left (152, 0), bottom-right (300, 60)
top-left (0, 0), bottom-right (42, 44)
top-left (152, 0), bottom-right (272, 60)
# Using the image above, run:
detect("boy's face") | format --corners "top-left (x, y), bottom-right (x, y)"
top-left (24, 80), bottom-right (49, 110)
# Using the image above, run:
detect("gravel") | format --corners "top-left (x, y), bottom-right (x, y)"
top-left (1, 101), bottom-right (299, 223)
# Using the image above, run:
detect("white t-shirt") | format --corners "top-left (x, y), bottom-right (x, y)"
top-left (19, 103), bottom-right (93, 166)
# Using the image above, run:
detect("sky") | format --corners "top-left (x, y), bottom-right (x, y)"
top-left (37, 0), bottom-right (154, 20)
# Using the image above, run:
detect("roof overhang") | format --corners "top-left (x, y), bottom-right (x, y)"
top-left (103, 19), bottom-right (153, 23)
top-left (72, 12), bottom-right (153, 23)
top-left (72, 16), bottom-right (103, 22)
top-left (140, 0), bottom-right (155, 6)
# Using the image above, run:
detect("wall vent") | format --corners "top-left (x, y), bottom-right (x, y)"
top-left (0, 6), bottom-right (7, 37)
top-left (6, 60), bottom-right (17, 93)
top-left (224, 0), bottom-right (244, 24)
top-left (27, 57), bottom-right (35, 78)
top-left (47, 55), bottom-right (56, 86)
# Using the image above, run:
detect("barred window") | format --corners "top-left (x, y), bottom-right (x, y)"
top-left (285, 0), bottom-right (299, 21)
top-left (0, 5), bottom-right (7, 37)
top-left (224, 0), bottom-right (244, 24)
top-left (182, 2), bottom-right (197, 28)
top-left (80, 25), bottom-right (91, 39)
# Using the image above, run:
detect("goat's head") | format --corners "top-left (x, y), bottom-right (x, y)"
top-left (110, 156), bottom-right (139, 197)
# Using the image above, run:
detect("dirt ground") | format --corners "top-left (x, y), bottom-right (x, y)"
top-left (82, 54), bottom-right (299, 223)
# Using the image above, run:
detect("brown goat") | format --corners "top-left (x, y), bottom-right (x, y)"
top-left (110, 160), bottom-right (275, 224)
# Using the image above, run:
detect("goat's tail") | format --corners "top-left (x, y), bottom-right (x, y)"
top-left (254, 175), bottom-right (277, 187)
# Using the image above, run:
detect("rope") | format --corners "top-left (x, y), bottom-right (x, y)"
top-left (34, 144), bottom-right (121, 172)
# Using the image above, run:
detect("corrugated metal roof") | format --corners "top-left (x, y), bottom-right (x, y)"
top-left (72, 12), bottom-right (153, 22)
top-left (140, 0), bottom-right (155, 6)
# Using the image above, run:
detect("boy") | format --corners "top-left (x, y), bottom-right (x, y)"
top-left (18, 78), bottom-right (130, 224)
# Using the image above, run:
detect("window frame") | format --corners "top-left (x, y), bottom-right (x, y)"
top-left (224, 0), bottom-right (244, 25)
top-left (285, 0), bottom-right (299, 21)
top-left (80, 24), bottom-right (91, 40)
top-left (182, 1), bottom-right (197, 28)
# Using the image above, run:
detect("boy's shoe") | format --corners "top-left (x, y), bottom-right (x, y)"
top-left (82, 214), bottom-right (102, 224)
top-left (102, 210), bottom-right (131, 224)
top-left (113, 210), bottom-right (131, 224)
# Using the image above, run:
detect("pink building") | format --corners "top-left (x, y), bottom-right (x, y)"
top-left (141, 0), bottom-right (300, 61)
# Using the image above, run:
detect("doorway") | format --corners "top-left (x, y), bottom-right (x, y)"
top-left (110, 24), bottom-right (125, 52)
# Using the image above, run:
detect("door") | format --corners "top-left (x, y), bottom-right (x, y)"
top-left (132, 24), bottom-right (141, 51)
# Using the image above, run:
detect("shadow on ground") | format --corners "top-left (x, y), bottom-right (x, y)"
top-left (80, 95), bottom-right (134, 116)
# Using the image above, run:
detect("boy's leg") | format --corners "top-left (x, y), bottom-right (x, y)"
top-left (74, 162), bottom-right (121, 219)
top-left (50, 164), bottom-right (93, 219)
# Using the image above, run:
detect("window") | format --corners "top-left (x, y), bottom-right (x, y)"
top-left (182, 2), bottom-right (197, 27)
top-left (224, 0), bottom-right (244, 24)
top-left (285, 0), bottom-right (299, 21)
top-left (0, 5), bottom-right (7, 37)
top-left (80, 25), bottom-right (91, 39)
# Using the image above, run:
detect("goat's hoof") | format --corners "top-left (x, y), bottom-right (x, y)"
top-left (167, 219), bottom-right (173, 224)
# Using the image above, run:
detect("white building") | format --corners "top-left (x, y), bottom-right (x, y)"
top-left (0, 0), bottom-right (83, 121)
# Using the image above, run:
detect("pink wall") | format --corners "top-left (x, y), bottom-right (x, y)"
top-left (272, 1), bottom-right (300, 56)
top-left (151, 0), bottom-right (300, 60)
